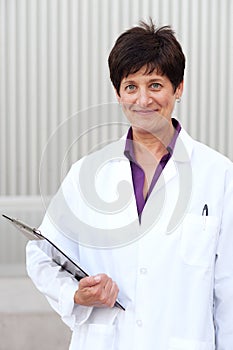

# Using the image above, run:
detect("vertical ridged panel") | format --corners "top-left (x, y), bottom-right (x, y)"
top-left (0, 0), bottom-right (232, 197)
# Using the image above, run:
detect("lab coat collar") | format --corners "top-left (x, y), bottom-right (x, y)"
top-left (172, 127), bottom-right (194, 163)
top-left (153, 128), bottom-right (193, 191)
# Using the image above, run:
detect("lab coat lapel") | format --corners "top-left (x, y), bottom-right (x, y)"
top-left (117, 156), bottom-right (139, 223)
top-left (150, 128), bottom-right (194, 195)
top-left (111, 136), bottom-right (139, 220)
top-left (140, 128), bottom-right (194, 232)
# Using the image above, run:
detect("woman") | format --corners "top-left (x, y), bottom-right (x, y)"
top-left (27, 19), bottom-right (233, 349)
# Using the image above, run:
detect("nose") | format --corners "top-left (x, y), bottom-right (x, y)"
top-left (136, 89), bottom-right (152, 108)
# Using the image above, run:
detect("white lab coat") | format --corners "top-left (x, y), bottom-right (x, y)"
top-left (26, 126), bottom-right (233, 350)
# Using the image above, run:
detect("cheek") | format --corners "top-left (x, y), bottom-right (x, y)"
top-left (119, 95), bottom-right (132, 105)
top-left (120, 102), bottom-right (134, 122)
top-left (161, 95), bottom-right (176, 108)
top-left (119, 98), bottom-right (135, 114)
top-left (121, 104), bottom-right (131, 117)
top-left (118, 89), bottom-right (136, 104)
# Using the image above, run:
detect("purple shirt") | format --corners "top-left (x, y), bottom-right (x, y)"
top-left (124, 119), bottom-right (181, 220)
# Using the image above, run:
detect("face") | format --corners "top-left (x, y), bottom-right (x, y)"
top-left (116, 66), bottom-right (183, 135)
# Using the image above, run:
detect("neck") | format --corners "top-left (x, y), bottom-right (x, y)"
top-left (131, 121), bottom-right (175, 160)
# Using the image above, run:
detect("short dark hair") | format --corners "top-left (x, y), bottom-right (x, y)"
top-left (108, 19), bottom-right (185, 95)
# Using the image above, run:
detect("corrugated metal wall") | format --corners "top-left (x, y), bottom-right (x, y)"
top-left (0, 0), bottom-right (233, 272)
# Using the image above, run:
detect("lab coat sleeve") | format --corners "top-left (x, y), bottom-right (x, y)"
top-left (214, 167), bottom-right (233, 349)
top-left (26, 239), bottom-right (93, 330)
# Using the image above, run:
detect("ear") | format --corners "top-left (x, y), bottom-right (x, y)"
top-left (175, 80), bottom-right (184, 99)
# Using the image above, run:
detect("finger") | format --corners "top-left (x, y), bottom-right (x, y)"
top-left (103, 278), bottom-right (114, 296)
top-left (108, 281), bottom-right (119, 307)
top-left (99, 280), bottom-right (119, 308)
top-left (79, 275), bottom-right (101, 289)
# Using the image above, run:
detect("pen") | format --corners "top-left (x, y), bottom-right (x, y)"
top-left (202, 204), bottom-right (208, 216)
top-left (202, 204), bottom-right (208, 229)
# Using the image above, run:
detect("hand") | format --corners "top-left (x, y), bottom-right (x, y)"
top-left (74, 273), bottom-right (119, 308)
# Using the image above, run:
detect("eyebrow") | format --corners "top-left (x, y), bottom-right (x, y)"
top-left (122, 78), bottom-right (164, 85)
top-left (121, 80), bottom-right (136, 86)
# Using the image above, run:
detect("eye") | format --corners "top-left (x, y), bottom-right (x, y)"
top-left (125, 84), bottom-right (136, 92)
top-left (150, 82), bottom-right (162, 90)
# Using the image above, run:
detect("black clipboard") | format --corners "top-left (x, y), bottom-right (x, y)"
top-left (2, 214), bottom-right (125, 310)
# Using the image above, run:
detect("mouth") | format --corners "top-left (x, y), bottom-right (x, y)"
top-left (133, 109), bottom-right (159, 116)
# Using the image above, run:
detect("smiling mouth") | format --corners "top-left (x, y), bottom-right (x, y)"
top-left (133, 109), bottom-right (159, 115)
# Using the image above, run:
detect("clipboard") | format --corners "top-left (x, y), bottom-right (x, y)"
top-left (2, 214), bottom-right (125, 310)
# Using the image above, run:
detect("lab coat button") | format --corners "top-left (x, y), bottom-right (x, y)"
top-left (136, 319), bottom-right (143, 327)
top-left (140, 267), bottom-right (147, 275)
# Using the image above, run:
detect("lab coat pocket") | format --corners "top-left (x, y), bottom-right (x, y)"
top-left (70, 323), bottom-right (116, 350)
top-left (180, 214), bottom-right (219, 268)
top-left (169, 336), bottom-right (214, 350)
